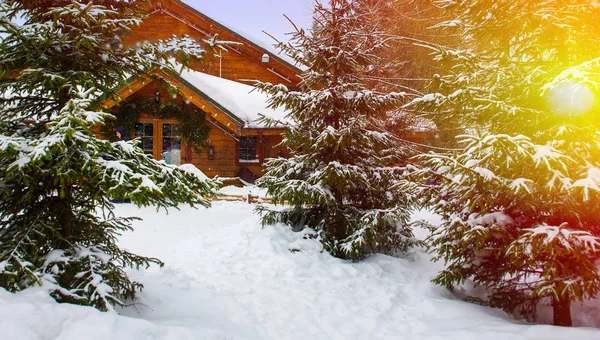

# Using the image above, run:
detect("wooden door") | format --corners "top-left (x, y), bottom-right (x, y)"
top-left (134, 118), bottom-right (185, 165)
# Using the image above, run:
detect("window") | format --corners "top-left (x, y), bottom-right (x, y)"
top-left (238, 136), bottom-right (258, 162)
top-left (161, 123), bottom-right (182, 165)
top-left (134, 122), bottom-right (155, 155)
top-left (134, 119), bottom-right (183, 165)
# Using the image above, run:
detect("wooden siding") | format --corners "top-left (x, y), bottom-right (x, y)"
top-left (114, 80), bottom-right (284, 179)
top-left (116, 2), bottom-right (299, 181)
top-left (262, 134), bottom-right (290, 159)
top-left (122, 2), bottom-right (300, 86)
top-left (191, 125), bottom-right (238, 178)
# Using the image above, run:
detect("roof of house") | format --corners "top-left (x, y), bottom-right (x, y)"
top-left (155, 0), bottom-right (304, 73)
top-left (175, 69), bottom-right (290, 128)
top-left (103, 68), bottom-right (290, 131)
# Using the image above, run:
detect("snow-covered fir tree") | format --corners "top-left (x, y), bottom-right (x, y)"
top-left (402, 0), bottom-right (600, 326)
top-left (256, 0), bottom-right (419, 261)
top-left (0, 0), bottom-right (222, 311)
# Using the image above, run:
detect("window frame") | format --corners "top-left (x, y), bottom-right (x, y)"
top-left (237, 136), bottom-right (259, 164)
top-left (134, 117), bottom-right (186, 164)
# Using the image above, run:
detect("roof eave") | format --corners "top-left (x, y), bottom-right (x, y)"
top-left (161, 69), bottom-right (246, 127)
top-left (170, 1), bottom-right (303, 74)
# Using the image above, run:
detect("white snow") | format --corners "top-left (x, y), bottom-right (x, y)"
top-left (532, 145), bottom-right (562, 167)
top-left (524, 224), bottom-right (600, 251)
top-left (178, 69), bottom-right (290, 128)
top-left (0, 203), bottom-right (599, 339)
top-left (572, 167), bottom-right (600, 201)
top-left (473, 166), bottom-right (497, 180)
top-left (387, 110), bottom-right (438, 133)
top-left (404, 93), bottom-right (445, 107)
top-left (179, 163), bottom-right (209, 181)
top-left (96, 158), bottom-right (133, 174)
top-left (467, 212), bottom-right (514, 227)
top-left (509, 177), bottom-right (533, 194)
top-left (131, 174), bottom-right (161, 193)
top-left (219, 184), bottom-right (268, 197)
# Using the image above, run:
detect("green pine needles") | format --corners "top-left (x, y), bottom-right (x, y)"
top-left (403, 0), bottom-right (600, 326)
top-left (0, 0), bottom-right (222, 311)
top-left (256, 0), bottom-right (419, 261)
top-left (0, 98), bottom-right (217, 311)
top-left (110, 96), bottom-right (210, 153)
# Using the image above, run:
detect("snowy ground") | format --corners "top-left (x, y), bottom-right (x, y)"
top-left (219, 184), bottom-right (269, 197)
top-left (1, 198), bottom-right (599, 339)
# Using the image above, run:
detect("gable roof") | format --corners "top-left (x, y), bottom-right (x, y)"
top-left (103, 1), bottom-right (299, 132)
top-left (176, 1), bottom-right (302, 72)
top-left (151, 0), bottom-right (303, 75)
top-left (103, 68), bottom-right (289, 131)
top-left (176, 69), bottom-right (290, 128)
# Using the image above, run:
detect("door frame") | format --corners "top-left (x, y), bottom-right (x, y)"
top-left (135, 117), bottom-right (186, 163)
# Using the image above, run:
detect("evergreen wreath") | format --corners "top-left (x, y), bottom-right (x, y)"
top-left (111, 97), bottom-right (210, 153)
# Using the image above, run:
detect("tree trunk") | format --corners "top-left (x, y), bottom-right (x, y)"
top-left (552, 291), bottom-right (572, 327)
top-left (58, 87), bottom-right (70, 109)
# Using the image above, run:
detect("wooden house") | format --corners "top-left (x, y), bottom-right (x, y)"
top-left (103, 0), bottom-right (435, 183)
top-left (104, 0), bottom-right (301, 182)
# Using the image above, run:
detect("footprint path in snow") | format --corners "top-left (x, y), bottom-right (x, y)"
top-left (116, 202), bottom-right (600, 340)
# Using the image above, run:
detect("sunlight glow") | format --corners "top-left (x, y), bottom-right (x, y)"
top-left (547, 81), bottom-right (596, 116)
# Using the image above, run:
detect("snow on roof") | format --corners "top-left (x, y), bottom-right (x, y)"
top-left (177, 69), bottom-right (290, 128)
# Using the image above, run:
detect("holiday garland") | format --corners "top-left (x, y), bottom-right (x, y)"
top-left (109, 97), bottom-right (210, 153)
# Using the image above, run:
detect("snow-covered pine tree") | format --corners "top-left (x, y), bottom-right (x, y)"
top-left (0, 0), bottom-right (222, 311)
top-left (255, 0), bottom-right (419, 261)
top-left (368, 0), bottom-right (454, 92)
top-left (402, 0), bottom-right (600, 326)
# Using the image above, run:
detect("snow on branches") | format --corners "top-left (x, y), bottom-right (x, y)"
top-left (256, 0), bottom-right (419, 260)
top-left (404, 132), bottom-right (600, 323)
top-left (0, 96), bottom-right (218, 310)
top-left (0, 0), bottom-right (220, 311)
top-left (402, 0), bottom-right (600, 326)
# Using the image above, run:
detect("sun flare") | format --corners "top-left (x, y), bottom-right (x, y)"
top-left (547, 81), bottom-right (596, 116)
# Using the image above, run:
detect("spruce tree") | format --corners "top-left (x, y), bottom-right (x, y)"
top-left (403, 0), bottom-right (600, 325)
top-left (0, 0), bottom-right (221, 311)
top-left (256, 0), bottom-right (419, 261)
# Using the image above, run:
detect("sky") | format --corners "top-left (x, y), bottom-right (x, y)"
top-left (8, 1), bottom-right (315, 47)
top-left (183, 0), bottom-right (315, 46)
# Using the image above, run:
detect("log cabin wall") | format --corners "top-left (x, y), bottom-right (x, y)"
top-left (122, 1), bottom-right (300, 86)
top-left (113, 1), bottom-right (302, 181)
top-left (115, 80), bottom-right (290, 179)
top-left (113, 2), bottom-right (436, 181)
top-left (262, 134), bottom-right (290, 159)
top-left (191, 126), bottom-right (238, 178)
